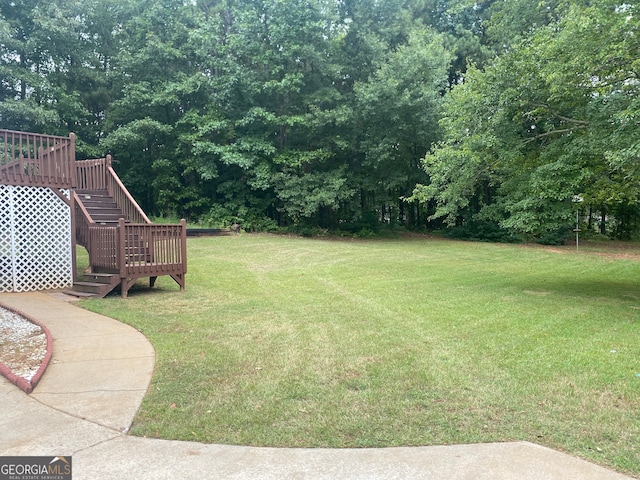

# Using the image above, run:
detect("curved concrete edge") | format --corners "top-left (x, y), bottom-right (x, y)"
top-left (1, 377), bottom-right (122, 456)
top-left (0, 291), bottom-right (155, 432)
top-left (74, 438), bottom-right (636, 480)
top-left (27, 313), bottom-right (54, 390)
top-left (0, 358), bottom-right (33, 393)
top-left (0, 301), bottom-right (53, 394)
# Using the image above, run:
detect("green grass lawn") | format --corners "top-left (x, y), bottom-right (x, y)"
top-left (78, 234), bottom-right (640, 476)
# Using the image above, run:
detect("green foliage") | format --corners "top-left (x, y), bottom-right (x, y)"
top-left (415, 1), bottom-right (640, 240)
top-left (444, 220), bottom-right (524, 243)
top-left (201, 203), bottom-right (278, 232)
top-left (486, 0), bottom-right (560, 48)
top-left (3, 0), bottom-right (638, 238)
top-left (274, 167), bottom-right (354, 221)
top-left (354, 26), bottom-right (452, 203)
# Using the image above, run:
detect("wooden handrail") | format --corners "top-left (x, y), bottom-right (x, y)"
top-left (107, 161), bottom-right (152, 224)
top-left (117, 219), bottom-right (187, 275)
top-left (88, 225), bottom-right (119, 271)
top-left (76, 155), bottom-right (151, 224)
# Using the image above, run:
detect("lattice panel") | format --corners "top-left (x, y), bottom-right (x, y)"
top-left (0, 186), bottom-right (12, 292)
top-left (0, 185), bottom-right (72, 292)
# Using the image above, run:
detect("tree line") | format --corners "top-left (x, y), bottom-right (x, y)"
top-left (2, 0), bottom-right (638, 241)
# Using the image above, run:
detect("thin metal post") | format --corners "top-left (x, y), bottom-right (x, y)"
top-left (575, 209), bottom-right (580, 252)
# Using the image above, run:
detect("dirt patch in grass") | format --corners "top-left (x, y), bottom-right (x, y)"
top-left (517, 239), bottom-right (640, 261)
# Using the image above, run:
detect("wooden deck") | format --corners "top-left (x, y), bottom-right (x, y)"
top-left (1, 129), bottom-right (187, 298)
top-left (0, 130), bottom-right (76, 188)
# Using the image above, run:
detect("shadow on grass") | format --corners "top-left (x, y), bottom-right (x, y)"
top-left (513, 277), bottom-right (640, 303)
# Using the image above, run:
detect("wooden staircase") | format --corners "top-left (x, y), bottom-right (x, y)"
top-left (69, 189), bottom-right (128, 297)
top-left (75, 189), bottom-right (124, 226)
top-left (71, 186), bottom-right (186, 298)
top-left (69, 272), bottom-right (121, 298)
top-left (70, 163), bottom-right (187, 299)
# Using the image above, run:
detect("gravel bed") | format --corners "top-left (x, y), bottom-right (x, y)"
top-left (0, 306), bottom-right (47, 382)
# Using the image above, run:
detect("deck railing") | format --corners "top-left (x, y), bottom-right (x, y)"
top-left (117, 219), bottom-right (187, 276)
top-left (0, 129), bottom-right (76, 188)
top-left (74, 157), bottom-right (110, 190)
top-left (88, 224), bottom-right (119, 271)
top-left (76, 156), bottom-right (151, 224)
top-left (74, 191), bottom-right (95, 249)
top-left (87, 219), bottom-right (187, 297)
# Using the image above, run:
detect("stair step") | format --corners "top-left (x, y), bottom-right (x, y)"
top-left (83, 273), bottom-right (119, 284)
top-left (73, 281), bottom-right (112, 288)
top-left (90, 214), bottom-right (125, 221)
top-left (81, 203), bottom-right (116, 209)
top-left (63, 290), bottom-right (98, 298)
top-left (87, 209), bottom-right (122, 215)
top-left (85, 208), bottom-right (122, 214)
top-left (72, 281), bottom-right (119, 297)
top-left (80, 191), bottom-right (112, 194)
top-left (83, 204), bottom-right (120, 211)
top-left (76, 190), bottom-right (126, 226)
top-left (79, 193), bottom-right (112, 198)
top-left (76, 189), bottom-right (108, 194)
top-left (80, 197), bottom-right (115, 204)
top-left (73, 281), bottom-right (111, 291)
top-left (80, 196), bottom-right (117, 202)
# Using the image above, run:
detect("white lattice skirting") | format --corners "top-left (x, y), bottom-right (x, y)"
top-left (0, 185), bottom-right (72, 292)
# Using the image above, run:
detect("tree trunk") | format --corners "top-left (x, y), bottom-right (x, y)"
top-left (600, 206), bottom-right (607, 235)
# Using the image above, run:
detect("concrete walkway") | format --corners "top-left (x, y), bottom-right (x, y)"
top-left (0, 292), bottom-right (635, 480)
